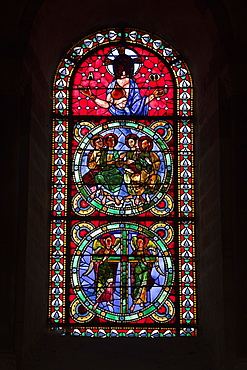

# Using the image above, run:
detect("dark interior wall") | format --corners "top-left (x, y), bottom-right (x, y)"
top-left (0, 1), bottom-right (246, 369)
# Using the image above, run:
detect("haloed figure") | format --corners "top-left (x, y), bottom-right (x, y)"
top-left (131, 136), bottom-right (160, 205)
top-left (78, 52), bottom-right (168, 116)
top-left (93, 233), bottom-right (117, 310)
top-left (95, 133), bottom-right (123, 205)
top-left (130, 235), bottom-right (154, 312)
top-left (122, 134), bottom-right (140, 200)
top-left (82, 135), bottom-right (104, 199)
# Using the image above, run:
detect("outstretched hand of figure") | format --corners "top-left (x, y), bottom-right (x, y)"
top-left (78, 85), bottom-right (96, 100)
top-left (153, 87), bottom-right (168, 98)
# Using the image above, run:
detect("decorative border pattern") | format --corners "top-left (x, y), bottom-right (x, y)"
top-left (51, 119), bottom-right (68, 217)
top-left (178, 120), bottom-right (194, 217)
top-left (49, 220), bottom-right (66, 324)
top-left (179, 222), bottom-right (196, 325)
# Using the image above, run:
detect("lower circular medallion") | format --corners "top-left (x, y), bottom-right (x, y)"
top-left (71, 222), bottom-right (175, 323)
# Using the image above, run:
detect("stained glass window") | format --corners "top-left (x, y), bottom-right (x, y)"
top-left (49, 28), bottom-right (196, 337)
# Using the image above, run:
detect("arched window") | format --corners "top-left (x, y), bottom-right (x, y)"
top-left (49, 28), bottom-right (196, 337)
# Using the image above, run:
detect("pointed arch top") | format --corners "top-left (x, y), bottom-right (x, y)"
top-left (53, 28), bottom-right (193, 117)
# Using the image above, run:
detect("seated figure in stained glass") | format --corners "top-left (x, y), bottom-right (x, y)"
top-left (81, 130), bottom-right (164, 208)
top-left (122, 134), bottom-right (140, 201)
top-left (78, 48), bottom-right (168, 116)
top-left (95, 133), bottom-right (124, 205)
top-left (132, 136), bottom-right (161, 205)
top-left (82, 135), bottom-right (104, 200)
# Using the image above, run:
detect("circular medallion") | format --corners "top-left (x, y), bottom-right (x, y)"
top-left (71, 222), bottom-right (174, 323)
top-left (73, 121), bottom-right (173, 216)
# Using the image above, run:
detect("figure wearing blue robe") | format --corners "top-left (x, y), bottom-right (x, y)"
top-left (107, 79), bottom-right (149, 116)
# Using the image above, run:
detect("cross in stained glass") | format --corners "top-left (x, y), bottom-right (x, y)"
top-left (91, 230), bottom-right (156, 314)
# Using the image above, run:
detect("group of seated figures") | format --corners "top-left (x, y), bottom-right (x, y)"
top-left (82, 133), bottom-right (161, 206)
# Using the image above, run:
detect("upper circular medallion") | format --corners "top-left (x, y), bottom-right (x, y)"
top-left (73, 121), bottom-right (173, 216)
